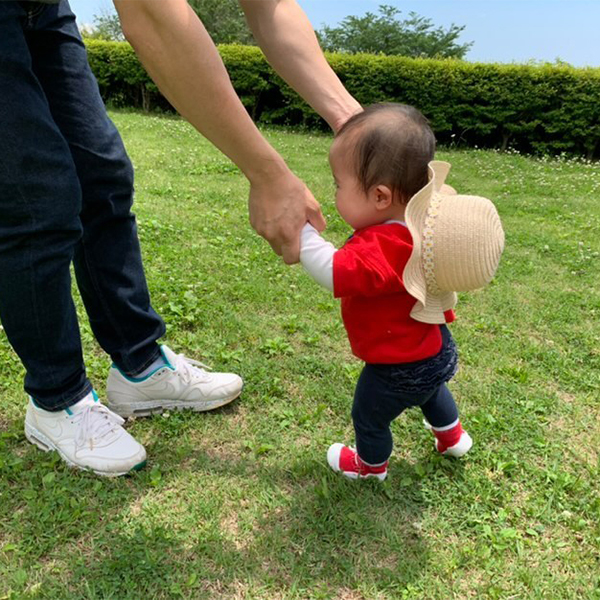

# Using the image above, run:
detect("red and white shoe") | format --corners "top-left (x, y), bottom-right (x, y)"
top-left (327, 443), bottom-right (388, 481)
top-left (424, 419), bottom-right (473, 457)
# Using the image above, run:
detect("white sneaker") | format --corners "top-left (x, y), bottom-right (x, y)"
top-left (106, 345), bottom-right (243, 418)
top-left (25, 391), bottom-right (147, 477)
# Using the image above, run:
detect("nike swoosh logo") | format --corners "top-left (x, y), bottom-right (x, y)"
top-left (40, 418), bottom-right (64, 439)
top-left (141, 381), bottom-right (178, 399)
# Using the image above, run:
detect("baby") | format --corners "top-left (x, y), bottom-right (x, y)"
top-left (300, 103), bottom-right (504, 481)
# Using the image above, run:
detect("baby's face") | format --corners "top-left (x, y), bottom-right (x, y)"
top-left (329, 138), bottom-right (380, 230)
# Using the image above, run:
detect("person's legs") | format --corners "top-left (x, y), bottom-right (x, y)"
top-left (328, 364), bottom-right (471, 479)
top-left (0, 2), bottom-right (147, 476)
top-left (25, 0), bottom-right (165, 376)
top-left (0, 1), bottom-right (91, 410)
top-left (327, 364), bottom-right (405, 481)
top-left (21, 0), bottom-right (243, 417)
top-left (351, 364), bottom-right (411, 466)
top-left (327, 364), bottom-right (410, 480)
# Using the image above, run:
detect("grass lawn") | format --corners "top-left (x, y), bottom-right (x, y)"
top-left (1, 110), bottom-right (599, 600)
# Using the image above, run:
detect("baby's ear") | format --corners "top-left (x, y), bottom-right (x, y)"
top-left (372, 184), bottom-right (393, 209)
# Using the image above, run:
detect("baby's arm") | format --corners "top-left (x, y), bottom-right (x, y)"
top-left (301, 223), bottom-right (406, 297)
top-left (299, 223), bottom-right (336, 292)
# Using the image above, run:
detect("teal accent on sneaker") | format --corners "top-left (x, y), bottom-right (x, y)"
top-left (112, 346), bottom-right (174, 382)
top-left (159, 345), bottom-right (174, 368)
top-left (131, 460), bottom-right (147, 472)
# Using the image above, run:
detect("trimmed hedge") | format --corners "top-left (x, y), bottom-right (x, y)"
top-left (85, 40), bottom-right (600, 159)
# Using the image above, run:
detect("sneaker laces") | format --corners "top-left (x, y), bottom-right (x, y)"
top-left (354, 451), bottom-right (367, 475)
top-left (346, 446), bottom-right (364, 475)
top-left (72, 403), bottom-right (125, 451)
top-left (352, 448), bottom-right (386, 475)
top-left (173, 353), bottom-right (213, 386)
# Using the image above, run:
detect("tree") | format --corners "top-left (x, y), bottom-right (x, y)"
top-left (318, 5), bottom-right (472, 59)
top-left (82, 1), bottom-right (254, 46)
top-left (81, 9), bottom-right (124, 42)
top-left (187, 0), bottom-right (254, 45)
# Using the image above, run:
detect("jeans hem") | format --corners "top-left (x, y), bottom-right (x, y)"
top-left (32, 380), bottom-right (93, 412)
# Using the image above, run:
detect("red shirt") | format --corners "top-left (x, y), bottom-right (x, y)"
top-left (333, 223), bottom-right (454, 364)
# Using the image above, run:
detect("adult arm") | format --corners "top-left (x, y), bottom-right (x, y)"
top-left (239, 0), bottom-right (362, 132)
top-left (113, 0), bottom-right (325, 263)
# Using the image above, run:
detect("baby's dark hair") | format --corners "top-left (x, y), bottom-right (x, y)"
top-left (336, 103), bottom-right (435, 204)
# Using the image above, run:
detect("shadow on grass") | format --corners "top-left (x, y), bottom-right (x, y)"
top-left (0, 406), bottom-right (469, 599)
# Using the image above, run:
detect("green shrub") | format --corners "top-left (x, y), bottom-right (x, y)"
top-left (85, 41), bottom-right (600, 159)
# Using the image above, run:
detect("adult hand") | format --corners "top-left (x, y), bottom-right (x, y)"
top-left (249, 170), bottom-right (326, 264)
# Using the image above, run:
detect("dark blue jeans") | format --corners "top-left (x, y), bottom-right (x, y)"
top-left (0, 1), bottom-right (165, 410)
top-left (352, 326), bottom-right (460, 465)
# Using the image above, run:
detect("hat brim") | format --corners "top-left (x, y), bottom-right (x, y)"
top-left (409, 291), bottom-right (458, 324)
top-left (404, 161), bottom-right (457, 325)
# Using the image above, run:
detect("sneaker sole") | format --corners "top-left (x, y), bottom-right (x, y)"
top-left (338, 471), bottom-right (387, 482)
top-left (107, 390), bottom-right (242, 418)
top-left (24, 422), bottom-right (147, 478)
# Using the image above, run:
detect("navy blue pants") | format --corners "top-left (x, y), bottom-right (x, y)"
top-left (0, 1), bottom-right (165, 410)
top-left (352, 326), bottom-right (460, 465)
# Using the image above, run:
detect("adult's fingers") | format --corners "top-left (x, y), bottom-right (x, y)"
top-left (307, 205), bottom-right (327, 233)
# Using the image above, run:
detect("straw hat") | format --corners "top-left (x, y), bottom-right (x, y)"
top-left (403, 161), bottom-right (505, 324)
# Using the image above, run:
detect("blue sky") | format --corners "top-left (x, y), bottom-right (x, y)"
top-left (71, 0), bottom-right (600, 67)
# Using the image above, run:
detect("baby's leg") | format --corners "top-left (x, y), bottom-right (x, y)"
top-left (352, 365), bottom-right (409, 466)
top-left (420, 383), bottom-right (458, 428)
top-left (420, 384), bottom-right (472, 457)
top-left (327, 365), bottom-right (408, 480)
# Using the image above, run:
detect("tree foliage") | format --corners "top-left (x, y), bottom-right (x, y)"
top-left (187, 0), bottom-right (254, 45)
top-left (83, 1), bottom-right (253, 45)
top-left (82, 10), bottom-right (124, 42)
top-left (318, 5), bottom-right (472, 59)
top-left (86, 41), bottom-right (600, 159)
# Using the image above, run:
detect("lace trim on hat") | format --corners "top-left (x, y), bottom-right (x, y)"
top-left (422, 192), bottom-right (442, 295)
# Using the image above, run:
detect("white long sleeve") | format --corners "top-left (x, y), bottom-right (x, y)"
top-left (299, 223), bottom-right (336, 293)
